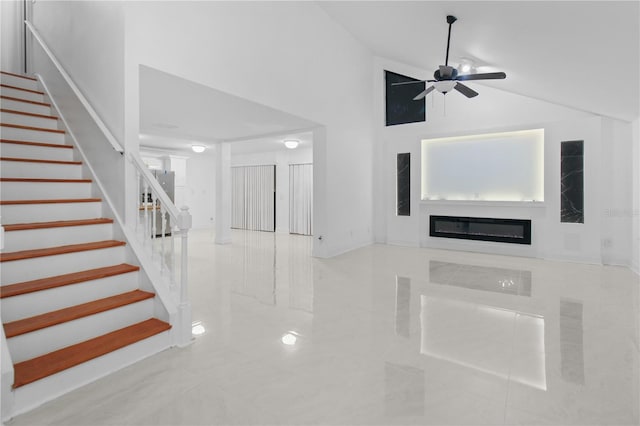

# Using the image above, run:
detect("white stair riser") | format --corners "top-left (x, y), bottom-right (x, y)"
top-left (9, 331), bottom-right (171, 420)
top-left (0, 98), bottom-right (51, 116)
top-left (3, 223), bottom-right (113, 251)
top-left (0, 126), bottom-right (65, 145)
top-left (0, 143), bottom-right (74, 162)
top-left (1, 246), bottom-right (126, 285)
top-left (0, 87), bottom-right (44, 103)
top-left (1, 201), bottom-right (101, 223)
top-left (1, 181), bottom-right (92, 201)
top-left (1, 112), bottom-right (59, 130)
top-left (1, 271), bottom-right (139, 323)
top-left (0, 161), bottom-right (82, 179)
top-left (8, 299), bottom-right (155, 363)
top-left (1, 181), bottom-right (92, 200)
top-left (0, 75), bottom-right (39, 91)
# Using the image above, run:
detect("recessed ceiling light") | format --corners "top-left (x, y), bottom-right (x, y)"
top-left (191, 144), bottom-right (206, 153)
top-left (284, 139), bottom-right (299, 149)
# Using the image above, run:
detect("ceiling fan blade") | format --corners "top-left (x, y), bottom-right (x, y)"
top-left (391, 80), bottom-right (434, 86)
top-left (413, 85), bottom-right (435, 100)
top-left (454, 82), bottom-right (478, 98)
top-left (456, 72), bottom-right (506, 81)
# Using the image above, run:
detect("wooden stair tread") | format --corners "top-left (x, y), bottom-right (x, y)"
top-left (3, 218), bottom-right (112, 231)
top-left (0, 139), bottom-right (72, 149)
top-left (0, 123), bottom-right (65, 134)
top-left (3, 290), bottom-right (155, 338)
top-left (0, 198), bottom-right (100, 205)
top-left (0, 157), bottom-right (81, 164)
top-left (0, 83), bottom-right (45, 95)
top-left (0, 95), bottom-right (50, 107)
top-left (0, 240), bottom-right (125, 262)
top-left (0, 263), bottom-right (139, 298)
top-left (0, 178), bottom-right (91, 183)
top-left (1, 108), bottom-right (58, 120)
top-left (12, 318), bottom-right (171, 388)
top-left (0, 71), bottom-right (37, 81)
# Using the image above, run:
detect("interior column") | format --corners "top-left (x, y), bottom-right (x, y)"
top-left (215, 142), bottom-right (232, 244)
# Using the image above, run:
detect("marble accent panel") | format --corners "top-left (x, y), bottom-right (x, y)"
top-left (561, 140), bottom-right (584, 223)
top-left (396, 153), bottom-right (410, 216)
top-left (385, 70), bottom-right (425, 126)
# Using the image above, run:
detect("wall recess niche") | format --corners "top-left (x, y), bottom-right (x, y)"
top-left (421, 129), bottom-right (544, 202)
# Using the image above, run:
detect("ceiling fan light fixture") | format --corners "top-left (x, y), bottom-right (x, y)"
top-left (191, 144), bottom-right (206, 153)
top-left (434, 80), bottom-right (457, 94)
top-left (284, 139), bottom-right (299, 149)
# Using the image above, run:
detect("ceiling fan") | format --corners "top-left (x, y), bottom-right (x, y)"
top-left (394, 15), bottom-right (506, 100)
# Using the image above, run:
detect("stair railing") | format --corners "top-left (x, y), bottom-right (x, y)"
top-left (129, 153), bottom-right (192, 346)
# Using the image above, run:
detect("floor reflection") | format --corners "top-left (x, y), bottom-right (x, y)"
top-left (395, 276), bottom-right (411, 338)
top-left (420, 295), bottom-right (547, 391)
top-left (231, 230), bottom-right (277, 305)
top-left (385, 362), bottom-right (424, 417)
top-left (429, 260), bottom-right (532, 296)
top-left (10, 230), bottom-right (639, 426)
top-left (559, 299), bottom-right (585, 385)
top-left (229, 231), bottom-right (314, 312)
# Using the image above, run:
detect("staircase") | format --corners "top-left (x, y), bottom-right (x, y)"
top-left (0, 71), bottom-right (172, 418)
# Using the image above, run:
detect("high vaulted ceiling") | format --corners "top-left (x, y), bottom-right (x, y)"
top-left (139, 65), bottom-right (318, 152)
top-left (319, 1), bottom-right (639, 122)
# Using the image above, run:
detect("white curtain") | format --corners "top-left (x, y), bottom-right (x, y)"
top-left (231, 165), bottom-right (275, 232)
top-left (289, 164), bottom-right (313, 235)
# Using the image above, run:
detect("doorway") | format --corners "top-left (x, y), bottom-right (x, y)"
top-left (231, 165), bottom-right (276, 232)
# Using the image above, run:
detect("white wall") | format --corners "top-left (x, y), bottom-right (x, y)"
top-left (32, 0), bottom-right (125, 144)
top-left (1, 0), bottom-right (23, 74)
top-left (599, 118), bottom-right (634, 266)
top-left (633, 117), bottom-right (640, 274)
top-left (28, 1), bottom-right (128, 218)
top-left (185, 154), bottom-right (216, 231)
top-left (374, 56), bottom-right (636, 265)
top-left (232, 148), bottom-right (313, 233)
top-left (123, 1), bottom-right (373, 257)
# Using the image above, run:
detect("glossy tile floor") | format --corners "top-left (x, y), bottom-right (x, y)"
top-left (10, 229), bottom-right (640, 425)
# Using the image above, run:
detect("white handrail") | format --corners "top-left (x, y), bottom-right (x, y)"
top-left (24, 20), bottom-right (124, 153)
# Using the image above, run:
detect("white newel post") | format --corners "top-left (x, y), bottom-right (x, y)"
top-left (177, 206), bottom-right (192, 347)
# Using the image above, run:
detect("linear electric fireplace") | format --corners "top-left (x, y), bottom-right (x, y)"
top-left (430, 215), bottom-right (531, 245)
